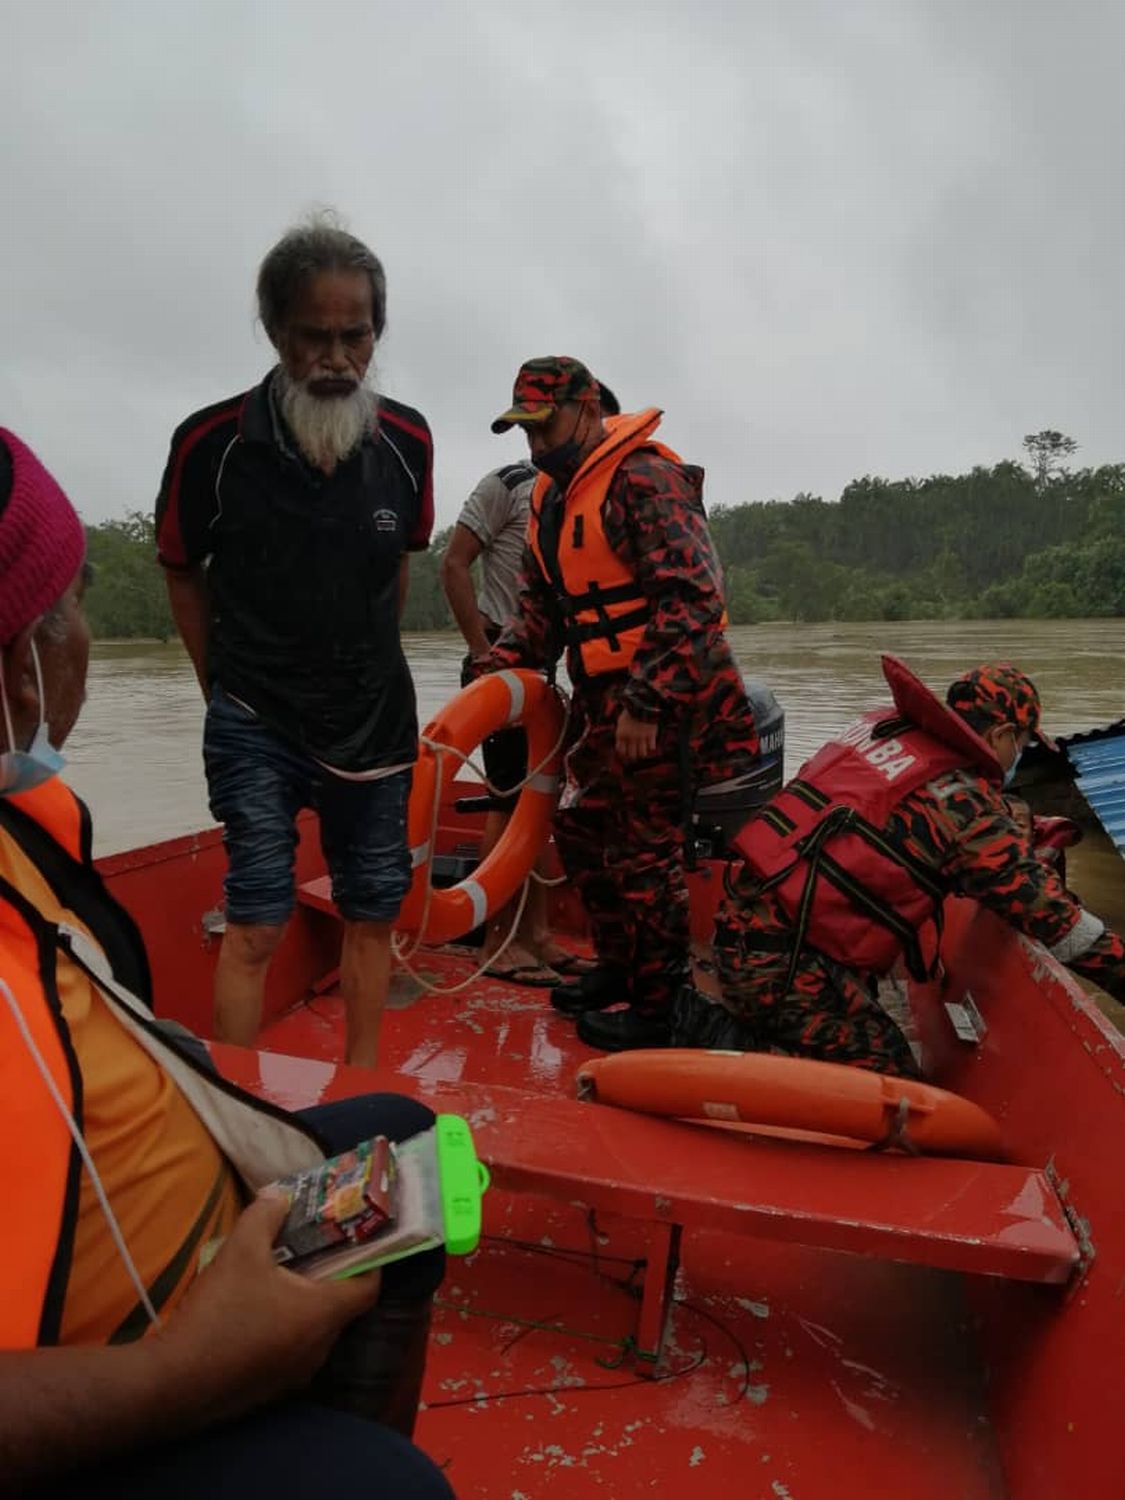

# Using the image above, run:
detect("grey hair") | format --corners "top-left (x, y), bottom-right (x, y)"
top-left (256, 212), bottom-right (387, 345)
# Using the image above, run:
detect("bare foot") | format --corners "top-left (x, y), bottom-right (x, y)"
top-left (486, 940), bottom-right (550, 973)
top-left (533, 942), bottom-right (596, 975)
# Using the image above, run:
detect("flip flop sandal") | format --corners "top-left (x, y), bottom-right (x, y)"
top-left (546, 953), bottom-right (598, 977)
top-left (484, 963), bottom-right (563, 989)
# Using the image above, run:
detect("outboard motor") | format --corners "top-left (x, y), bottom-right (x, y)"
top-left (692, 677), bottom-right (785, 858)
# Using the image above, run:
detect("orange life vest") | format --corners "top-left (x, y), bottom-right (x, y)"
top-left (0, 779), bottom-right (324, 1349)
top-left (0, 780), bottom-right (119, 1347)
top-left (526, 409), bottom-right (682, 678)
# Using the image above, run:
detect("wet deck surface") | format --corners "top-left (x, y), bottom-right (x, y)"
top-left (256, 950), bottom-right (1004, 1497)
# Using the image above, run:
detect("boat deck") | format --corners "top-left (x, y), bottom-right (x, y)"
top-left (97, 794), bottom-right (1124, 1495)
top-left (253, 950), bottom-right (1004, 1498)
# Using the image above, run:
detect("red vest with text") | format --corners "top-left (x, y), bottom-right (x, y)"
top-left (732, 656), bottom-right (1002, 980)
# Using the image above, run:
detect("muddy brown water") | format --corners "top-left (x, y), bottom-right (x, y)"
top-left (67, 622), bottom-right (1125, 1024)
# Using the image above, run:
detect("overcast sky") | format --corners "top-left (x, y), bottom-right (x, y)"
top-left (2, 0), bottom-right (1123, 529)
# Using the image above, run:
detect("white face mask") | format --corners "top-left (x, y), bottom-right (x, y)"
top-left (0, 639), bottom-right (66, 795)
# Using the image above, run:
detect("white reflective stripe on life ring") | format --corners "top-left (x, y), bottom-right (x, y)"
top-left (461, 878), bottom-right (489, 930)
top-left (498, 670), bottom-right (526, 725)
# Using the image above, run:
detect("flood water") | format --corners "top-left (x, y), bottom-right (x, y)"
top-left (69, 619), bottom-right (1125, 939)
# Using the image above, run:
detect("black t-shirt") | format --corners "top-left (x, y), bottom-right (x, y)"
top-left (155, 372), bottom-right (434, 771)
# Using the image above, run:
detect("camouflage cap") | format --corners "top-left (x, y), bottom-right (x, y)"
top-left (596, 380), bottom-right (621, 417)
top-left (491, 356), bottom-right (604, 433)
top-left (946, 662), bottom-right (1058, 752)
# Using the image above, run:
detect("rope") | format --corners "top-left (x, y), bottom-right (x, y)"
top-left (389, 682), bottom-right (570, 996)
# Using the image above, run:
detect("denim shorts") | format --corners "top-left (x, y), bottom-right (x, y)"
top-left (203, 690), bottom-right (413, 927)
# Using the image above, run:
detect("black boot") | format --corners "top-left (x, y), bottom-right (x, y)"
top-left (576, 1006), bottom-right (671, 1052)
top-left (550, 964), bottom-right (631, 1017)
top-left (669, 984), bottom-right (764, 1051)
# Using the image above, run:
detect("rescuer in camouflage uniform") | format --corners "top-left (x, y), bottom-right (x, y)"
top-left (678, 663), bottom-right (1125, 1076)
top-left (483, 357), bottom-right (760, 1051)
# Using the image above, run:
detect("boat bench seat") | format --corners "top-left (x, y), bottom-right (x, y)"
top-left (229, 1050), bottom-right (1080, 1366)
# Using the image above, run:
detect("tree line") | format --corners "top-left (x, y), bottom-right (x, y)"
top-left (82, 432), bottom-right (1124, 638)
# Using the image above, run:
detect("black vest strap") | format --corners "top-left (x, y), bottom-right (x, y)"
top-left (563, 603), bottom-right (651, 650)
top-left (0, 869), bottom-right (86, 1346)
top-left (0, 799), bottom-right (153, 1008)
top-left (745, 800), bottom-right (945, 991)
top-left (557, 580), bottom-right (648, 616)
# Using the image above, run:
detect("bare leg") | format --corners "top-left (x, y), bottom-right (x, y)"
top-left (341, 918), bottom-right (393, 1068)
top-left (477, 810), bottom-right (508, 966)
top-left (526, 854), bottom-right (560, 958)
top-left (214, 921), bottom-right (286, 1045)
top-left (473, 809), bottom-right (559, 974)
top-left (528, 848), bottom-right (594, 972)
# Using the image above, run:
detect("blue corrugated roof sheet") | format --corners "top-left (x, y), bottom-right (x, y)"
top-left (1064, 728), bottom-right (1125, 858)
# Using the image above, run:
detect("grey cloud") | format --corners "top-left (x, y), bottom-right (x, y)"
top-left (2, 0), bottom-right (1123, 528)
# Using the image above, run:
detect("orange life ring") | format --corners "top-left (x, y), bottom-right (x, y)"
top-left (575, 1049), bottom-right (1004, 1159)
top-left (395, 670), bottom-right (564, 944)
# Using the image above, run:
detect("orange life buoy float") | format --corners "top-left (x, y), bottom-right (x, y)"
top-left (395, 670), bottom-right (564, 945)
top-left (575, 1049), bottom-right (1004, 1159)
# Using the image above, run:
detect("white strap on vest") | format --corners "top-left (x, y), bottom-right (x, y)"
top-left (57, 923), bottom-right (324, 1191)
top-left (1049, 908), bottom-right (1105, 964)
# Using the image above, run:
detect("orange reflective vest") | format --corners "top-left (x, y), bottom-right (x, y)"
top-left (0, 779), bottom-right (324, 1348)
top-left (526, 409), bottom-right (680, 677)
top-left (0, 780), bottom-right (94, 1348)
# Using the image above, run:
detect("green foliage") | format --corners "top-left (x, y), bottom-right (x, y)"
top-left (707, 443), bottom-right (1124, 623)
top-left (401, 525), bottom-right (455, 631)
top-left (86, 439), bottom-right (1122, 639)
top-left (84, 513), bottom-right (175, 641)
top-left (1020, 535), bottom-right (1125, 616)
top-left (1022, 429), bottom-right (1078, 487)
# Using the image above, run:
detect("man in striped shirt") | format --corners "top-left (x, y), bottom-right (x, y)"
top-left (155, 215), bottom-right (434, 1066)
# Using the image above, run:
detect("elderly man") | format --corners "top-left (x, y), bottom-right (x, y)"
top-left (441, 380), bottom-right (619, 986)
top-left (155, 216), bottom-right (433, 1066)
top-left (0, 429), bottom-right (450, 1494)
top-left (483, 356), bottom-right (760, 1051)
top-left (675, 655), bottom-right (1125, 1074)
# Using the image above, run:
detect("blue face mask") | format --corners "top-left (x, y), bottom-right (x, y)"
top-left (0, 640), bottom-right (66, 795)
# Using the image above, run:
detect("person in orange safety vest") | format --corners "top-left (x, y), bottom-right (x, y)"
top-left (0, 426), bottom-right (450, 1497)
top-left (480, 356), bottom-right (760, 1052)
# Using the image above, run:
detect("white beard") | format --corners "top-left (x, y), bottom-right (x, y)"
top-left (275, 369), bottom-right (377, 472)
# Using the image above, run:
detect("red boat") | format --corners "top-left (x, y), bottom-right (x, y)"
top-left (96, 774), bottom-right (1123, 1497)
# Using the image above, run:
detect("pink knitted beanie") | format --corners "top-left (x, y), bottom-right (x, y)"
top-left (0, 428), bottom-right (86, 645)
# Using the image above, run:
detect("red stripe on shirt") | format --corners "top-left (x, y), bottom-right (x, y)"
top-left (382, 407), bottom-right (434, 550)
top-left (380, 407), bottom-right (431, 448)
top-left (156, 401), bottom-right (242, 568)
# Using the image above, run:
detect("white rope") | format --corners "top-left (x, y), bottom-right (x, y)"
top-left (389, 681), bottom-right (571, 997)
top-left (0, 976), bottom-right (162, 1331)
top-left (392, 872), bottom-right (533, 997)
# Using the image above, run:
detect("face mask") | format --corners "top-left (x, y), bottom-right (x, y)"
top-left (1002, 747), bottom-right (1024, 790)
top-left (533, 435), bottom-right (586, 488)
top-left (532, 405), bottom-right (594, 489)
top-left (0, 640), bottom-right (66, 795)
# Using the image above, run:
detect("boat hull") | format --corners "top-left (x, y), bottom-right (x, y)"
top-left (94, 786), bottom-right (1124, 1497)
